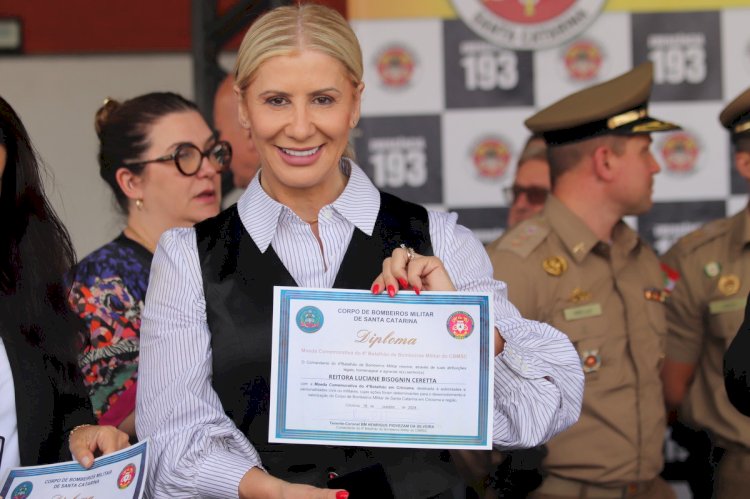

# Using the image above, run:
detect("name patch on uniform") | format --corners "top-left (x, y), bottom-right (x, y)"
top-left (709, 297), bottom-right (747, 315)
top-left (564, 303), bottom-right (602, 321)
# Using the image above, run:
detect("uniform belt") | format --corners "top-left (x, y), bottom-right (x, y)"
top-left (537, 475), bottom-right (653, 498)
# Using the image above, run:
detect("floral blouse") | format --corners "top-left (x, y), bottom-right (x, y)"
top-left (67, 234), bottom-right (152, 427)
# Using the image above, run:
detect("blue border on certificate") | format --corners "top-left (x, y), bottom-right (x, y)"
top-left (0, 440), bottom-right (147, 497)
top-left (276, 289), bottom-right (491, 447)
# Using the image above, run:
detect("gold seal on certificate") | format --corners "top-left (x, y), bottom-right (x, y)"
top-left (269, 287), bottom-right (494, 449)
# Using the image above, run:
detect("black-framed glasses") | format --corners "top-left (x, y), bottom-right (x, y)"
top-left (124, 140), bottom-right (232, 176)
top-left (503, 184), bottom-right (549, 205)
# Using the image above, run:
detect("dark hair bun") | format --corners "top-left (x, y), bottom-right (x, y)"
top-left (94, 98), bottom-right (121, 139)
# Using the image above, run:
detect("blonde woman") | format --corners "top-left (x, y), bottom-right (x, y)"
top-left (137, 5), bottom-right (583, 498)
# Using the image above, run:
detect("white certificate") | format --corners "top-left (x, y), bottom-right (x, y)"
top-left (270, 287), bottom-right (494, 449)
top-left (0, 440), bottom-right (148, 499)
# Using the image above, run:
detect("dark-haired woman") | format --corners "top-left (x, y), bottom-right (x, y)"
top-left (67, 93), bottom-right (229, 438)
top-left (0, 95), bottom-right (128, 479)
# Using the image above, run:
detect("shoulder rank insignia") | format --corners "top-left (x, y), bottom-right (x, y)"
top-left (704, 261), bottom-right (721, 278)
top-left (718, 274), bottom-right (740, 296)
top-left (543, 256), bottom-right (568, 276)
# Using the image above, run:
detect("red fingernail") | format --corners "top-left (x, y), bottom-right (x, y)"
top-left (414, 287), bottom-right (421, 295)
top-left (387, 284), bottom-right (396, 297)
top-left (336, 491), bottom-right (349, 499)
top-left (371, 283), bottom-right (380, 294)
top-left (398, 277), bottom-right (408, 289)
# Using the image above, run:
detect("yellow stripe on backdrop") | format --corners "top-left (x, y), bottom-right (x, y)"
top-left (347, 0), bottom-right (750, 20)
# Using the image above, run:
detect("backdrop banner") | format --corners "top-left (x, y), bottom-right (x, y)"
top-left (348, 0), bottom-right (750, 250)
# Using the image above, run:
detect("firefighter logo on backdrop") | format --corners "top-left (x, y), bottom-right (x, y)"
top-left (660, 132), bottom-right (701, 175)
top-left (375, 45), bottom-right (416, 89)
top-left (563, 39), bottom-right (603, 81)
top-left (451, 0), bottom-right (607, 50)
top-left (471, 136), bottom-right (512, 179)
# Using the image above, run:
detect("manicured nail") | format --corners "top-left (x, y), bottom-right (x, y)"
top-left (414, 287), bottom-right (421, 295)
top-left (387, 284), bottom-right (396, 297)
top-left (398, 277), bottom-right (408, 289)
top-left (371, 283), bottom-right (380, 294)
top-left (336, 491), bottom-right (349, 499)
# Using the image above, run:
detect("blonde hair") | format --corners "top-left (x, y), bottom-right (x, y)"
top-left (234, 4), bottom-right (363, 90)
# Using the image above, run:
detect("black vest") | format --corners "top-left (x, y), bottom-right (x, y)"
top-left (195, 192), bottom-right (460, 496)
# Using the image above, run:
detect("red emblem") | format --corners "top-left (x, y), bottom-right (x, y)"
top-left (376, 45), bottom-right (415, 88)
top-left (447, 311), bottom-right (475, 339)
top-left (563, 39), bottom-right (603, 81)
top-left (660, 132), bottom-right (700, 174)
top-left (118, 463), bottom-right (137, 489)
top-left (472, 137), bottom-right (511, 179)
top-left (482, 0), bottom-right (576, 24)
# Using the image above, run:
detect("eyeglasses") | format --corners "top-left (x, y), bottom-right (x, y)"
top-left (503, 184), bottom-right (549, 205)
top-left (124, 141), bottom-right (232, 177)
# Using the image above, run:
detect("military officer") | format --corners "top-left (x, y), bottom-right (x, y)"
top-left (486, 62), bottom-right (680, 499)
top-left (662, 86), bottom-right (750, 499)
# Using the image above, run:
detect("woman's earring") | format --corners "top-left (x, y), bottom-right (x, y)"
top-left (136, 199), bottom-right (144, 210)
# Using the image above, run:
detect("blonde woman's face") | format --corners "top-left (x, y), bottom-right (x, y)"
top-left (238, 50), bottom-right (363, 200)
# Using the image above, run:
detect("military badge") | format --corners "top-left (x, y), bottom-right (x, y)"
top-left (543, 256), bottom-right (568, 276)
top-left (718, 274), bottom-right (741, 297)
top-left (118, 463), bottom-right (137, 489)
top-left (644, 288), bottom-right (665, 302)
top-left (563, 39), bottom-right (603, 81)
top-left (472, 136), bottom-right (512, 179)
top-left (569, 287), bottom-right (592, 303)
top-left (447, 311), bottom-right (474, 339)
top-left (704, 261), bottom-right (721, 278)
top-left (660, 262), bottom-right (680, 299)
top-left (296, 306), bottom-right (325, 333)
top-left (376, 45), bottom-right (416, 89)
top-left (659, 132), bottom-right (700, 175)
top-left (10, 482), bottom-right (33, 499)
top-left (581, 350), bottom-right (601, 373)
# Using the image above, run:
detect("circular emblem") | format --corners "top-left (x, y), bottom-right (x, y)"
top-left (118, 463), bottom-right (137, 489)
top-left (11, 481), bottom-right (33, 499)
top-left (563, 39), bottom-right (603, 81)
top-left (471, 137), bottom-right (511, 178)
top-left (704, 261), bottom-right (721, 278)
top-left (451, 0), bottom-right (606, 50)
top-left (376, 45), bottom-right (416, 89)
top-left (542, 256), bottom-right (568, 276)
top-left (660, 132), bottom-right (700, 174)
top-left (447, 311), bottom-right (475, 339)
top-left (296, 306), bottom-right (324, 333)
top-left (581, 350), bottom-right (601, 373)
top-left (718, 275), bottom-right (741, 297)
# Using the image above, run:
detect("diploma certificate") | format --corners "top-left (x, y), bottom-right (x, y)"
top-left (270, 287), bottom-right (493, 449)
top-left (0, 440), bottom-right (148, 499)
